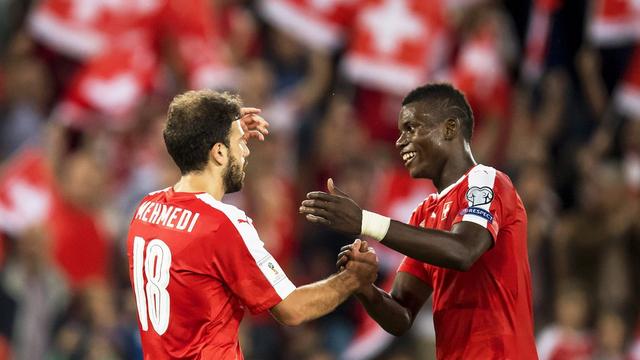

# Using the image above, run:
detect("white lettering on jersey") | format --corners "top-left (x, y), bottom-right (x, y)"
top-left (134, 201), bottom-right (200, 233)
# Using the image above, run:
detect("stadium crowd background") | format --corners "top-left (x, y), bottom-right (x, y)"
top-left (0, 0), bottom-right (639, 359)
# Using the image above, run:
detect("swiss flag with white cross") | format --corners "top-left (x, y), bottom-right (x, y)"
top-left (341, 0), bottom-right (451, 94)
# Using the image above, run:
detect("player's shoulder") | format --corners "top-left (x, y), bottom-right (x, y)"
top-left (194, 193), bottom-right (252, 228)
top-left (467, 164), bottom-right (514, 190)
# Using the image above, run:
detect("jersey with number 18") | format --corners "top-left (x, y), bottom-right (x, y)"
top-left (126, 188), bottom-right (296, 359)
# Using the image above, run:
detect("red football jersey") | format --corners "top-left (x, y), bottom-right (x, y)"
top-left (126, 188), bottom-right (296, 359)
top-left (398, 164), bottom-right (538, 359)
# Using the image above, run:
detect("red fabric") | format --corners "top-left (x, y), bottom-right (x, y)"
top-left (49, 195), bottom-right (110, 287)
top-left (342, 0), bottom-right (451, 94)
top-left (259, 0), bottom-right (361, 50)
top-left (29, 0), bottom-right (161, 59)
top-left (127, 189), bottom-right (294, 359)
top-left (0, 148), bottom-right (110, 287)
top-left (537, 327), bottom-right (593, 360)
top-left (397, 165), bottom-right (538, 359)
top-left (0, 149), bottom-right (55, 235)
top-left (589, 0), bottom-right (640, 44)
top-left (33, 0), bottom-right (231, 127)
top-left (59, 44), bottom-right (158, 128)
top-left (452, 22), bottom-right (511, 124)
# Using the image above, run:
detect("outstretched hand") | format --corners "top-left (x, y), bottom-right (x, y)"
top-left (240, 107), bottom-right (269, 141)
top-left (299, 178), bottom-right (363, 236)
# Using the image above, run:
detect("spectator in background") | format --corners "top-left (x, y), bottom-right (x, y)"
top-left (1, 225), bottom-right (68, 360)
top-left (537, 282), bottom-right (593, 360)
top-left (593, 310), bottom-right (628, 360)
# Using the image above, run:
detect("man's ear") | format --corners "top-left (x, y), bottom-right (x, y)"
top-left (211, 143), bottom-right (228, 166)
top-left (443, 118), bottom-right (459, 140)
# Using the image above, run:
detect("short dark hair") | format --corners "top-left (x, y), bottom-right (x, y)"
top-left (163, 90), bottom-right (242, 175)
top-left (402, 83), bottom-right (474, 140)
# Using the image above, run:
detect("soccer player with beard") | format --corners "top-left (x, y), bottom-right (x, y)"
top-left (126, 90), bottom-right (378, 359)
top-left (300, 83), bottom-right (538, 359)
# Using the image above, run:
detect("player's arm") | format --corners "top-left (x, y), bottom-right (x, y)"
top-left (374, 220), bottom-right (492, 271)
top-left (300, 180), bottom-right (492, 271)
top-left (335, 243), bottom-right (432, 335)
top-left (355, 274), bottom-right (432, 336)
top-left (270, 239), bottom-right (377, 326)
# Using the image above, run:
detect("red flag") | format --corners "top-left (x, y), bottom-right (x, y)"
top-left (161, 0), bottom-right (234, 89)
top-left (55, 44), bottom-right (158, 129)
top-left (588, 0), bottom-right (640, 46)
top-left (521, 0), bottom-right (563, 83)
top-left (451, 19), bottom-right (511, 123)
top-left (28, 0), bottom-right (163, 60)
top-left (341, 0), bottom-right (451, 94)
top-left (0, 148), bottom-right (55, 235)
top-left (260, 0), bottom-right (360, 50)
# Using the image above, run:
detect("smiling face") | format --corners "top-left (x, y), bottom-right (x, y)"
top-left (222, 120), bottom-right (251, 193)
top-left (395, 101), bottom-right (449, 180)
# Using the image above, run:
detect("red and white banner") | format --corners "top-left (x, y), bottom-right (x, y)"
top-left (588, 0), bottom-right (640, 46)
top-left (521, 0), bottom-right (562, 83)
top-left (341, 0), bottom-right (451, 95)
top-left (55, 44), bottom-right (158, 129)
top-left (32, 0), bottom-right (234, 128)
top-left (259, 0), bottom-right (360, 50)
top-left (261, 0), bottom-right (452, 94)
top-left (29, 0), bottom-right (162, 60)
top-left (0, 148), bottom-right (54, 236)
top-left (451, 20), bottom-right (511, 122)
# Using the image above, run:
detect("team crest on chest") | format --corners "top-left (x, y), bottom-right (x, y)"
top-left (442, 201), bottom-right (452, 220)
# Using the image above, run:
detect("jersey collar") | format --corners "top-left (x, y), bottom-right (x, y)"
top-left (437, 164), bottom-right (479, 199)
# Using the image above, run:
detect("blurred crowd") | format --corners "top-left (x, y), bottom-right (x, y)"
top-left (0, 0), bottom-right (639, 359)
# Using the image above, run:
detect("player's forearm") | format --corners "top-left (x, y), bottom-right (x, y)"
top-left (277, 271), bottom-right (359, 326)
top-left (382, 221), bottom-right (473, 271)
top-left (355, 284), bottom-right (413, 336)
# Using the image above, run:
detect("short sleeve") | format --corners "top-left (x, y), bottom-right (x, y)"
top-left (213, 219), bottom-right (296, 314)
top-left (397, 256), bottom-right (433, 287)
top-left (452, 165), bottom-right (502, 242)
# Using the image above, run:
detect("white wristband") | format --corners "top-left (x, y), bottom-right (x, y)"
top-left (361, 210), bottom-right (391, 242)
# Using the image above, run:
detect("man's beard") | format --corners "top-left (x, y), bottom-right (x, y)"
top-left (223, 155), bottom-right (245, 194)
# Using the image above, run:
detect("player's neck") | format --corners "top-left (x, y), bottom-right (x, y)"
top-left (435, 146), bottom-right (476, 192)
top-left (173, 168), bottom-right (225, 201)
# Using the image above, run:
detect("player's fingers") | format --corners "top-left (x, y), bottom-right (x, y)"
top-left (306, 192), bottom-right (339, 202)
top-left (336, 256), bottom-right (348, 269)
top-left (360, 240), bottom-right (369, 252)
top-left (305, 214), bottom-right (331, 225)
top-left (299, 206), bottom-right (333, 219)
top-left (300, 199), bottom-right (333, 210)
top-left (250, 130), bottom-right (265, 141)
top-left (340, 244), bottom-right (353, 252)
top-left (240, 107), bottom-right (261, 115)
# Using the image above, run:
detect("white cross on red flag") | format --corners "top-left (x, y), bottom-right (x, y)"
top-left (341, 0), bottom-right (450, 95)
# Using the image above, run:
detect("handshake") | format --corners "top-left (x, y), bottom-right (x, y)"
top-left (337, 239), bottom-right (379, 294)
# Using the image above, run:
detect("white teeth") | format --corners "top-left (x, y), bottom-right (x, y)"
top-left (402, 152), bottom-right (416, 161)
